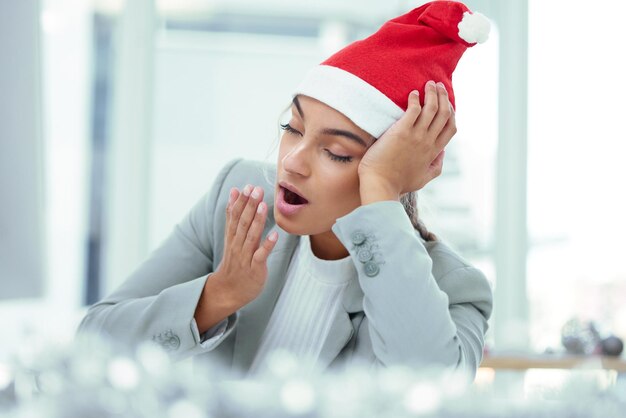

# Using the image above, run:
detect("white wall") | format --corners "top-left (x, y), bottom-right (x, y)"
top-left (148, 32), bottom-right (322, 254)
top-left (0, 0), bottom-right (45, 300)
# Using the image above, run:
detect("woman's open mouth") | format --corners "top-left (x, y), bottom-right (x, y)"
top-left (283, 187), bottom-right (308, 205)
top-left (276, 184), bottom-right (309, 216)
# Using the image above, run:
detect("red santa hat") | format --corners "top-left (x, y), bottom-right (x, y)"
top-left (293, 1), bottom-right (490, 138)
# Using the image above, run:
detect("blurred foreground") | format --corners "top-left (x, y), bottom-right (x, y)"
top-left (1, 331), bottom-right (625, 418)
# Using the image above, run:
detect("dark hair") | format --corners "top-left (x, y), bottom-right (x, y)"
top-left (401, 191), bottom-right (437, 242)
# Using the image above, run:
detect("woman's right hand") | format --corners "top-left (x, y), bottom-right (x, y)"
top-left (213, 184), bottom-right (279, 307)
top-left (194, 184), bottom-right (278, 333)
top-left (358, 81), bottom-right (454, 203)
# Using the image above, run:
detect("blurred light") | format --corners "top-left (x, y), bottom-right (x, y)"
top-left (280, 378), bottom-right (316, 415)
top-left (378, 365), bottom-right (415, 394)
top-left (0, 363), bottom-right (13, 391)
top-left (474, 367), bottom-right (496, 388)
top-left (107, 357), bottom-right (140, 390)
top-left (523, 369), bottom-right (569, 399)
top-left (168, 400), bottom-right (205, 418)
top-left (265, 349), bottom-right (300, 378)
top-left (403, 382), bottom-right (442, 415)
top-left (136, 342), bottom-right (170, 378)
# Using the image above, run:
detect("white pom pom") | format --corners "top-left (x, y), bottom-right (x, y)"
top-left (457, 11), bottom-right (490, 44)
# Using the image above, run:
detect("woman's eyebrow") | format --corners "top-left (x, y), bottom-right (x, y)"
top-left (292, 96), bottom-right (369, 148)
top-left (320, 128), bottom-right (368, 148)
top-left (292, 96), bottom-right (305, 121)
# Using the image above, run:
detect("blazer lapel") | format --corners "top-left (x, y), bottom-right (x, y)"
top-left (232, 226), bottom-right (299, 372)
top-left (316, 273), bottom-right (365, 370)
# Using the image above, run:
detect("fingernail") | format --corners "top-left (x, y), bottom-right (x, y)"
top-left (437, 82), bottom-right (446, 89)
top-left (228, 188), bottom-right (237, 204)
top-left (251, 186), bottom-right (261, 199)
top-left (268, 231), bottom-right (278, 242)
top-left (243, 184), bottom-right (252, 196)
top-left (257, 201), bottom-right (265, 214)
top-left (427, 80), bottom-right (436, 87)
top-left (410, 90), bottom-right (419, 98)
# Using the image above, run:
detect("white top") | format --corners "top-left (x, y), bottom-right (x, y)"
top-left (248, 235), bottom-right (356, 375)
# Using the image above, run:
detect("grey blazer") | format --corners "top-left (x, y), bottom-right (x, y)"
top-left (78, 159), bottom-right (493, 377)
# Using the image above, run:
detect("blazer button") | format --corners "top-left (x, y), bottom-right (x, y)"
top-left (351, 231), bottom-right (366, 246)
top-left (153, 330), bottom-right (181, 351)
top-left (364, 261), bottom-right (380, 277)
top-left (165, 335), bottom-right (181, 351)
top-left (358, 248), bottom-right (373, 263)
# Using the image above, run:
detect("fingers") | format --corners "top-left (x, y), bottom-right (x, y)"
top-left (233, 185), bottom-right (265, 250)
top-left (252, 231), bottom-right (279, 266)
top-left (225, 184), bottom-right (278, 269)
top-left (395, 90), bottom-right (422, 130)
top-left (225, 187), bottom-right (240, 221)
top-left (397, 81), bottom-right (452, 139)
top-left (413, 80), bottom-right (439, 132)
top-left (224, 187), bottom-right (240, 243)
top-left (413, 80), bottom-right (454, 138)
top-left (435, 104), bottom-right (457, 149)
top-left (226, 185), bottom-right (250, 243)
top-left (427, 82), bottom-right (452, 135)
top-left (241, 199), bottom-right (268, 262)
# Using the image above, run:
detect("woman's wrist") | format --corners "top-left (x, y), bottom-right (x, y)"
top-left (359, 176), bottom-right (400, 205)
top-left (194, 272), bottom-right (243, 334)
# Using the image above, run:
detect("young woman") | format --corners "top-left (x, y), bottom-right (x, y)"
top-left (79, 1), bottom-right (493, 379)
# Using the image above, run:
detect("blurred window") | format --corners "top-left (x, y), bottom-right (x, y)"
top-left (527, 0), bottom-right (626, 351)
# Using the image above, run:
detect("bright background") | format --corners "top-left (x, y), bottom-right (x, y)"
top-left (1, 0), bottom-right (625, 376)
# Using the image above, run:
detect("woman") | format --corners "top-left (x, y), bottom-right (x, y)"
top-left (79, 1), bottom-right (493, 379)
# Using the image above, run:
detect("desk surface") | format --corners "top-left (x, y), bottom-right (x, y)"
top-left (480, 354), bottom-right (626, 372)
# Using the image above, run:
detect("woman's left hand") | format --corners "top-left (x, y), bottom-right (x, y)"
top-left (358, 80), bottom-right (456, 205)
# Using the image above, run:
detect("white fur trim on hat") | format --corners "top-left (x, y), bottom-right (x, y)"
top-left (293, 65), bottom-right (404, 139)
top-left (458, 11), bottom-right (490, 44)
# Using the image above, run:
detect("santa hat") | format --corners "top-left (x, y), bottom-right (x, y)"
top-left (293, 1), bottom-right (490, 138)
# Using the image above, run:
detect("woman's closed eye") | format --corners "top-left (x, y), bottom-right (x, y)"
top-left (280, 123), bottom-right (353, 164)
top-left (324, 150), bottom-right (352, 163)
top-left (280, 123), bottom-right (301, 136)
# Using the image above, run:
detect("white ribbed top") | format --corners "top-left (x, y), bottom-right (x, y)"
top-left (248, 235), bottom-right (356, 375)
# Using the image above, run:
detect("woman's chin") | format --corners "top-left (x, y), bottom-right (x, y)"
top-left (274, 212), bottom-right (303, 235)
top-left (273, 209), bottom-right (322, 237)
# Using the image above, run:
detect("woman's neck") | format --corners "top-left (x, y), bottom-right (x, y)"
top-left (309, 231), bottom-right (349, 260)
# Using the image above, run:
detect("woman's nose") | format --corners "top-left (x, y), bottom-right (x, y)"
top-left (282, 141), bottom-right (310, 177)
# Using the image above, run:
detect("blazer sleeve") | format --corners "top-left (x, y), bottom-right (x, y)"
top-left (331, 200), bottom-right (493, 376)
top-left (77, 158), bottom-right (243, 359)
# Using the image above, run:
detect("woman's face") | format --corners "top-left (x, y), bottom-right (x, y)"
top-left (274, 95), bottom-right (375, 242)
